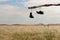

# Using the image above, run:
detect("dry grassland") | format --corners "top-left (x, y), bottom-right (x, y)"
top-left (0, 25), bottom-right (60, 40)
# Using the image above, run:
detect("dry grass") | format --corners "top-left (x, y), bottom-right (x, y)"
top-left (0, 25), bottom-right (60, 40)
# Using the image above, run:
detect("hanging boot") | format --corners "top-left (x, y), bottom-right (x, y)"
top-left (29, 12), bottom-right (34, 18)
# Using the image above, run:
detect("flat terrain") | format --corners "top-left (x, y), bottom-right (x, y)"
top-left (0, 25), bottom-right (60, 40)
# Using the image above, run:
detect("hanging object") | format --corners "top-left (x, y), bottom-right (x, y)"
top-left (29, 12), bottom-right (34, 18)
top-left (36, 11), bottom-right (44, 15)
top-left (28, 3), bottom-right (60, 18)
top-left (29, 9), bottom-right (34, 18)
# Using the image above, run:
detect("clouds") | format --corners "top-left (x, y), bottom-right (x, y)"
top-left (0, 0), bottom-right (60, 24)
top-left (0, 5), bottom-right (18, 16)
top-left (0, 4), bottom-right (45, 24)
top-left (0, 5), bottom-right (28, 16)
top-left (0, 0), bottom-right (27, 8)
top-left (26, 0), bottom-right (60, 6)
top-left (0, 0), bottom-right (8, 2)
top-left (0, 5), bottom-right (31, 24)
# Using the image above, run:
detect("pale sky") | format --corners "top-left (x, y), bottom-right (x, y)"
top-left (0, 0), bottom-right (60, 24)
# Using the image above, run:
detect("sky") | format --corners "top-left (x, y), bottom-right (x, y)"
top-left (0, 0), bottom-right (60, 24)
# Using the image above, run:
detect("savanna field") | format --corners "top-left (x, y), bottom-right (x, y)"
top-left (0, 25), bottom-right (60, 40)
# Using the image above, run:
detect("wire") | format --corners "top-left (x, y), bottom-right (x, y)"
top-left (28, 3), bottom-right (60, 9)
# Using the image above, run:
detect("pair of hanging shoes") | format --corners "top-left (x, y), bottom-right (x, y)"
top-left (29, 11), bottom-right (44, 18)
